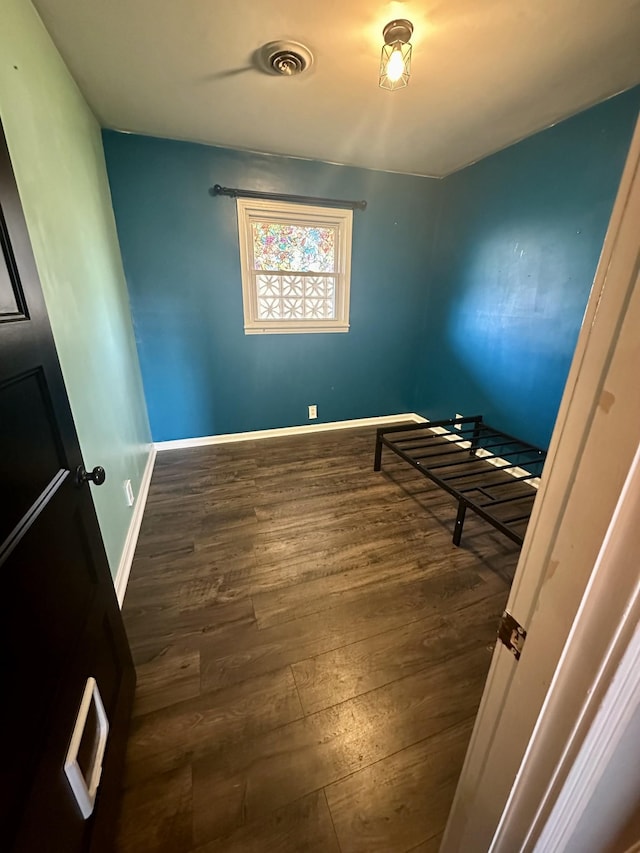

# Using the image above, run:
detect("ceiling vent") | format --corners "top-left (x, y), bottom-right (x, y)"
top-left (261, 41), bottom-right (313, 76)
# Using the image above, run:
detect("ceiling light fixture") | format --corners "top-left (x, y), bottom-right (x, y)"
top-left (379, 19), bottom-right (413, 91)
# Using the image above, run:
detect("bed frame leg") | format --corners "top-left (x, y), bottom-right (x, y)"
top-left (374, 431), bottom-right (383, 471)
top-left (453, 500), bottom-right (466, 546)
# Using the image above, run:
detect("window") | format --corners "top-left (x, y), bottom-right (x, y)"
top-left (236, 198), bottom-right (353, 334)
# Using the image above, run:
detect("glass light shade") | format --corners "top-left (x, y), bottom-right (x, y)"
top-left (379, 40), bottom-right (412, 90)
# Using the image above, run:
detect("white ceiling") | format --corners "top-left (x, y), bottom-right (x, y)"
top-left (33, 0), bottom-right (640, 177)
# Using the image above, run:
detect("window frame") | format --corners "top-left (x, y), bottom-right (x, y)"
top-left (236, 197), bottom-right (353, 335)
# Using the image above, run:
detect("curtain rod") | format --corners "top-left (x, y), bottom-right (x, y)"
top-left (209, 184), bottom-right (367, 211)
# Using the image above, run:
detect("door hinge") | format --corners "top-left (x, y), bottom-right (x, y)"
top-left (498, 610), bottom-right (527, 660)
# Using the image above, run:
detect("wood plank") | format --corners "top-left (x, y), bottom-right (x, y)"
top-left (325, 719), bottom-right (474, 853)
top-left (124, 666), bottom-right (303, 787)
top-left (200, 569), bottom-right (504, 694)
top-left (114, 764), bottom-right (192, 853)
top-left (126, 538), bottom-right (257, 604)
top-left (126, 572), bottom-right (251, 612)
top-left (407, 832), bottom-right (444, 852)
top-left (123, 597), bottom-right (256, 665)
top-left (292, 590), bottom-right (504, 714)
top-left (132, 645), bottom-right (200, 718)
top-left (189, 790), bottom-right (340, 853)
top-left (191, 646), bottom-right (491, 845)
top-left (251, 555), bottom-right (499, 630)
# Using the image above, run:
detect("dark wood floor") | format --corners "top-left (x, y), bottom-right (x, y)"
top-left (116, 426), bottom-right (520, 853)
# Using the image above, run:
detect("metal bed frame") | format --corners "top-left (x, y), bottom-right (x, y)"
top-left (374, 415), bottom-right (547, 547)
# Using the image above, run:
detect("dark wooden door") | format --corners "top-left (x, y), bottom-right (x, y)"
top-left (0, 121), bottom-right (135, 851)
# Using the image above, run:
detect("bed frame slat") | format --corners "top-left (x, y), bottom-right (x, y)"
top-left (373, 415), bottom-right (547, 547)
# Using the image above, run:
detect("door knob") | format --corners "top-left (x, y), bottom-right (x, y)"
top-left (75, 465), bottom-right (106, 486)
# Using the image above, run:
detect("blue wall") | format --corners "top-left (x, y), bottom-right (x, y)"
top-left (104, 88), bottom-right (639, 448)
top-left (413, 88), bottom-right (640, 448)
top-left (103, 133), bottom-right (442, 441)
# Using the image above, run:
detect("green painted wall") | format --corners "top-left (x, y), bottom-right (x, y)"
top-left (0, 0), bottom-right (152, 577)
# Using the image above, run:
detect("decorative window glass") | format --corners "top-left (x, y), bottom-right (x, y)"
top-left (237, 198), bottom-right (353, 334)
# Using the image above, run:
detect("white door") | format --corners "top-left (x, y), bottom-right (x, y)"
top-left (441, 112), bottom-right (640, 852)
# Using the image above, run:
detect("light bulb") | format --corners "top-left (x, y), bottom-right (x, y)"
top-left (386, 47), bottom-right (405, 83)
top-left (379, 21), bottom-right (413, 90)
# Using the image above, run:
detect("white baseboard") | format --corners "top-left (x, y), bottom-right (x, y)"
top-left (154, 413), bottom-right (425, 451)
top-left (113, 445), bottom-right (157, 607)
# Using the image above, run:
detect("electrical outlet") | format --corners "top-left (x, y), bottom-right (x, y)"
top-left (308, 404), bottom-right (318, 419)
top-left (455, 413), bottom-right (463, 429)
top-left (124, 479), bottom-right (135, 507)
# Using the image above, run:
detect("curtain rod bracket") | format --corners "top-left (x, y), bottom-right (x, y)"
top-left (209, 184), bottom-right (366, 211)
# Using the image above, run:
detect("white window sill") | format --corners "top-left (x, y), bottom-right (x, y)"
top-left (244, 324), bottom-right (350, 335)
